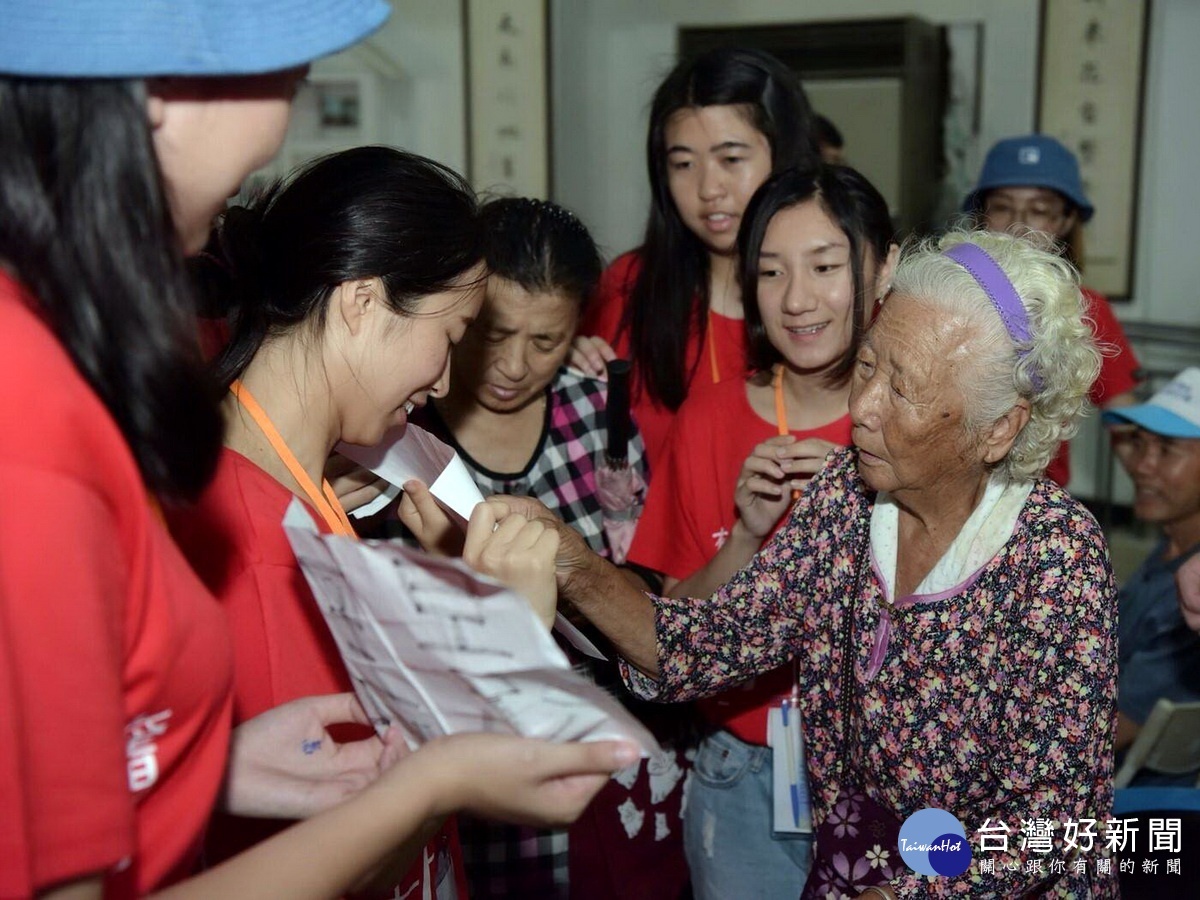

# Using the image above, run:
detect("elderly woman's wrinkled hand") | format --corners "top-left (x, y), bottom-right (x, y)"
top-left (463, 498), bottom-right (560, 628)
top-left (488, 495), bottom-right (598, 591)
top-left (735, 436), bottom-right (835, 538)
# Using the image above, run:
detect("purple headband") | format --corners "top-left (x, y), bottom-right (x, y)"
top-left (943, 242), bottom-right (1043, 391)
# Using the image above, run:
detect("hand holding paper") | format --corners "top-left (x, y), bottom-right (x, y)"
top-left (397, 478), bottom-right (463, 556)
top-left (463, 500), bottom-right (559, 629)
top-left (415, 732), bottom-right (639, 826)
top-left (337, 424), bottom-right (483, 527)
top-left (285, 524), bottom-right (657, 756)
top-left (324, 452), bottom-right (394, 516)
top-left (337, 424), bottom-right (608, 660)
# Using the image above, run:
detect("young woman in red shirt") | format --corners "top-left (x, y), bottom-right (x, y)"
top-left (626, 164), bottom-right (898, 899)
top-left (570, 47), bottom-right (819, 470)
top-left (0, 4), bottom-right (637, 899)
top-left (175, 147), bottom-right (606, 900)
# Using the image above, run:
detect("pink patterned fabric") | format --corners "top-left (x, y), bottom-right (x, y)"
top-left (625, 448), bottom-right (1119, 898)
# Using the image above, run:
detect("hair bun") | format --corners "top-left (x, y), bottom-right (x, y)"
top-left (216, 205), bottom-right (268, 297)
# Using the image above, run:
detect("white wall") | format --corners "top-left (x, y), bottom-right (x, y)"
top-left (1068, 0), bottom-right (1200, 502)
top-left (549, 0), bottom-right (1200, 502)
top-left (275, 0), bottom-right (467, 177)
top-left (1126, 0), bottom-right (1200, 329)
top-left (550, 0), bottom-right (1041, 260)
top-left (286, 0), bottom-right (1198, 330)
top-left (550, 0), bottom-right (1200, 324)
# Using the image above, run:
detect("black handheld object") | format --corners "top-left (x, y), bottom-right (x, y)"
top-left (605, 358), bottom-right (633, 464)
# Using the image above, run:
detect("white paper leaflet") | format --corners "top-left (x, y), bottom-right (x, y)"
top-left (337, 424), bottom-right (481, 526)
top-left (335, 424), bottom-right (608, 661)
top-left (286, 524), bottom-right (658, 754)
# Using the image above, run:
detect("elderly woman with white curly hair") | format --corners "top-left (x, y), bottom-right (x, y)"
top-left (465, 229), bottom-right (1118, 899)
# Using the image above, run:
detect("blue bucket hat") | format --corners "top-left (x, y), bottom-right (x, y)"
top-left (0, 0), bottom-right (389, 78)
top-left (963, 134), bottom-right (1095, 223)
top-left (1103, 368), bottom-right (1200, 439)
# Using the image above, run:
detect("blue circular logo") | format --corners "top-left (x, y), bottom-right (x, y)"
top-left (898, 808), bottom-right (972, 877)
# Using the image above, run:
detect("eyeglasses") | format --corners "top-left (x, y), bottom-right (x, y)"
top-left (982, 198), bottom-right (1069, 232)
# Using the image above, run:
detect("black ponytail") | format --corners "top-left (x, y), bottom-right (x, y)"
top-left (204, 146), bottom-right (485, 387)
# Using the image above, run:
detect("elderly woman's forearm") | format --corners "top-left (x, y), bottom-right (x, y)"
top-left (562, 556), bottom-right (661, 676)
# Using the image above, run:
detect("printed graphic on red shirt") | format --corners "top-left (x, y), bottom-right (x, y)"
top-left (126, 710), bottom-right (173, 793)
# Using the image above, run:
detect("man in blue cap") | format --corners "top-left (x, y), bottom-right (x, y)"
top-left (1102, 369), bottom-right (1200, 776)
top-left (965, 134), bottom-right (1142, 487)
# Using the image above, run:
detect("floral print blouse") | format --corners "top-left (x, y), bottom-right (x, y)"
top-left (624, 448), bottom-right (1118, 898)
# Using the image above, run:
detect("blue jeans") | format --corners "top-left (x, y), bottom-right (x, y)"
top-left (684, 729), bottom-right (813, 899)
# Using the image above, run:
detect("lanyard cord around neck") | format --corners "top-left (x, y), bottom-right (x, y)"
top-left (772, 364), bottom-right (790, 436)
top-left (228, 379), bottom-right (357, 538)
top-left (706, 309), bottom-right (721, 384)
top-left (773, 364), bottom-right (802, 501)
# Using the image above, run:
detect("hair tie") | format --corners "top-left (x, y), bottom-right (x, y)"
top-left (943, 242), bottom-right (1044, 391)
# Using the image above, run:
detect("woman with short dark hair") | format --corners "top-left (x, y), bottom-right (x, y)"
top-left (404, 195), bottom-right (693, 899)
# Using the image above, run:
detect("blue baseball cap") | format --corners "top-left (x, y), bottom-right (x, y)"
top-left (0, 0), bottom-right (389, 78)
top-left (963, 134), bottom-right (1095, 223)
top-left (1103, 368), bottom-right (1200, 439)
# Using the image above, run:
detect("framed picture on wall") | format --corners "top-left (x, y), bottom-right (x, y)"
top-left (1037, 0), bottom-right (1151, 300)
top-left (464, 0), bottom-right (550, 198)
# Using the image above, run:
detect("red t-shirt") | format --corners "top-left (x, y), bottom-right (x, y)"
top-left (168, 449), bottom-right (465, 899)
top-left (0, 273), bottom-right (233, 897)
top-left (1045, 286), bottom-right (1141, 486)
top-left (628, 376), bottom-right (852, 744)
top-left (581, 251), bottom-right (749, 472)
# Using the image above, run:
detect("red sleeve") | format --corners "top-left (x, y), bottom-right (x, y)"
top-left (580, 252), bottom-right (640, 345)
top-left (628, 402), bottom-right (719, 581)
top-left (0, 464), bottom-right (134, 892)
top-left (1082, 287), bottom-right (1141, 405)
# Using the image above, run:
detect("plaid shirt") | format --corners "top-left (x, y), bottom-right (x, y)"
top-left (414, 370), bottom-right (681, 898)
top-left (456, 817), bottom-right (570, 899)
top-left (418, 367), bottom-right (646, 558)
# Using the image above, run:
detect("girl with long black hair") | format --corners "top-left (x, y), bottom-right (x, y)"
top-left (0, 5), bottom-right (636, 898)
top-left (176, 147), bottom-right (608, 899)
top-left (572, 46), bottom-right (819, 469)
top-left (626, 164), bottom-right (897, 898)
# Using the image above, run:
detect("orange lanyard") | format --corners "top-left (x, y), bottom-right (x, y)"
top-left (229, 380), bottom-right (357, 538)
top-left (706, 310), bottom-right (721, 384)
top-left (773, 364), bottom-right (801, 500)
top-left (147, 493), bottom-right (165, 525)
top-left (772, 364), bottom-right (789, 436)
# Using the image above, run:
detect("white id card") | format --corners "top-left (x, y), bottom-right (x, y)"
top-left (767, 700), bottom-right (813, 834)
